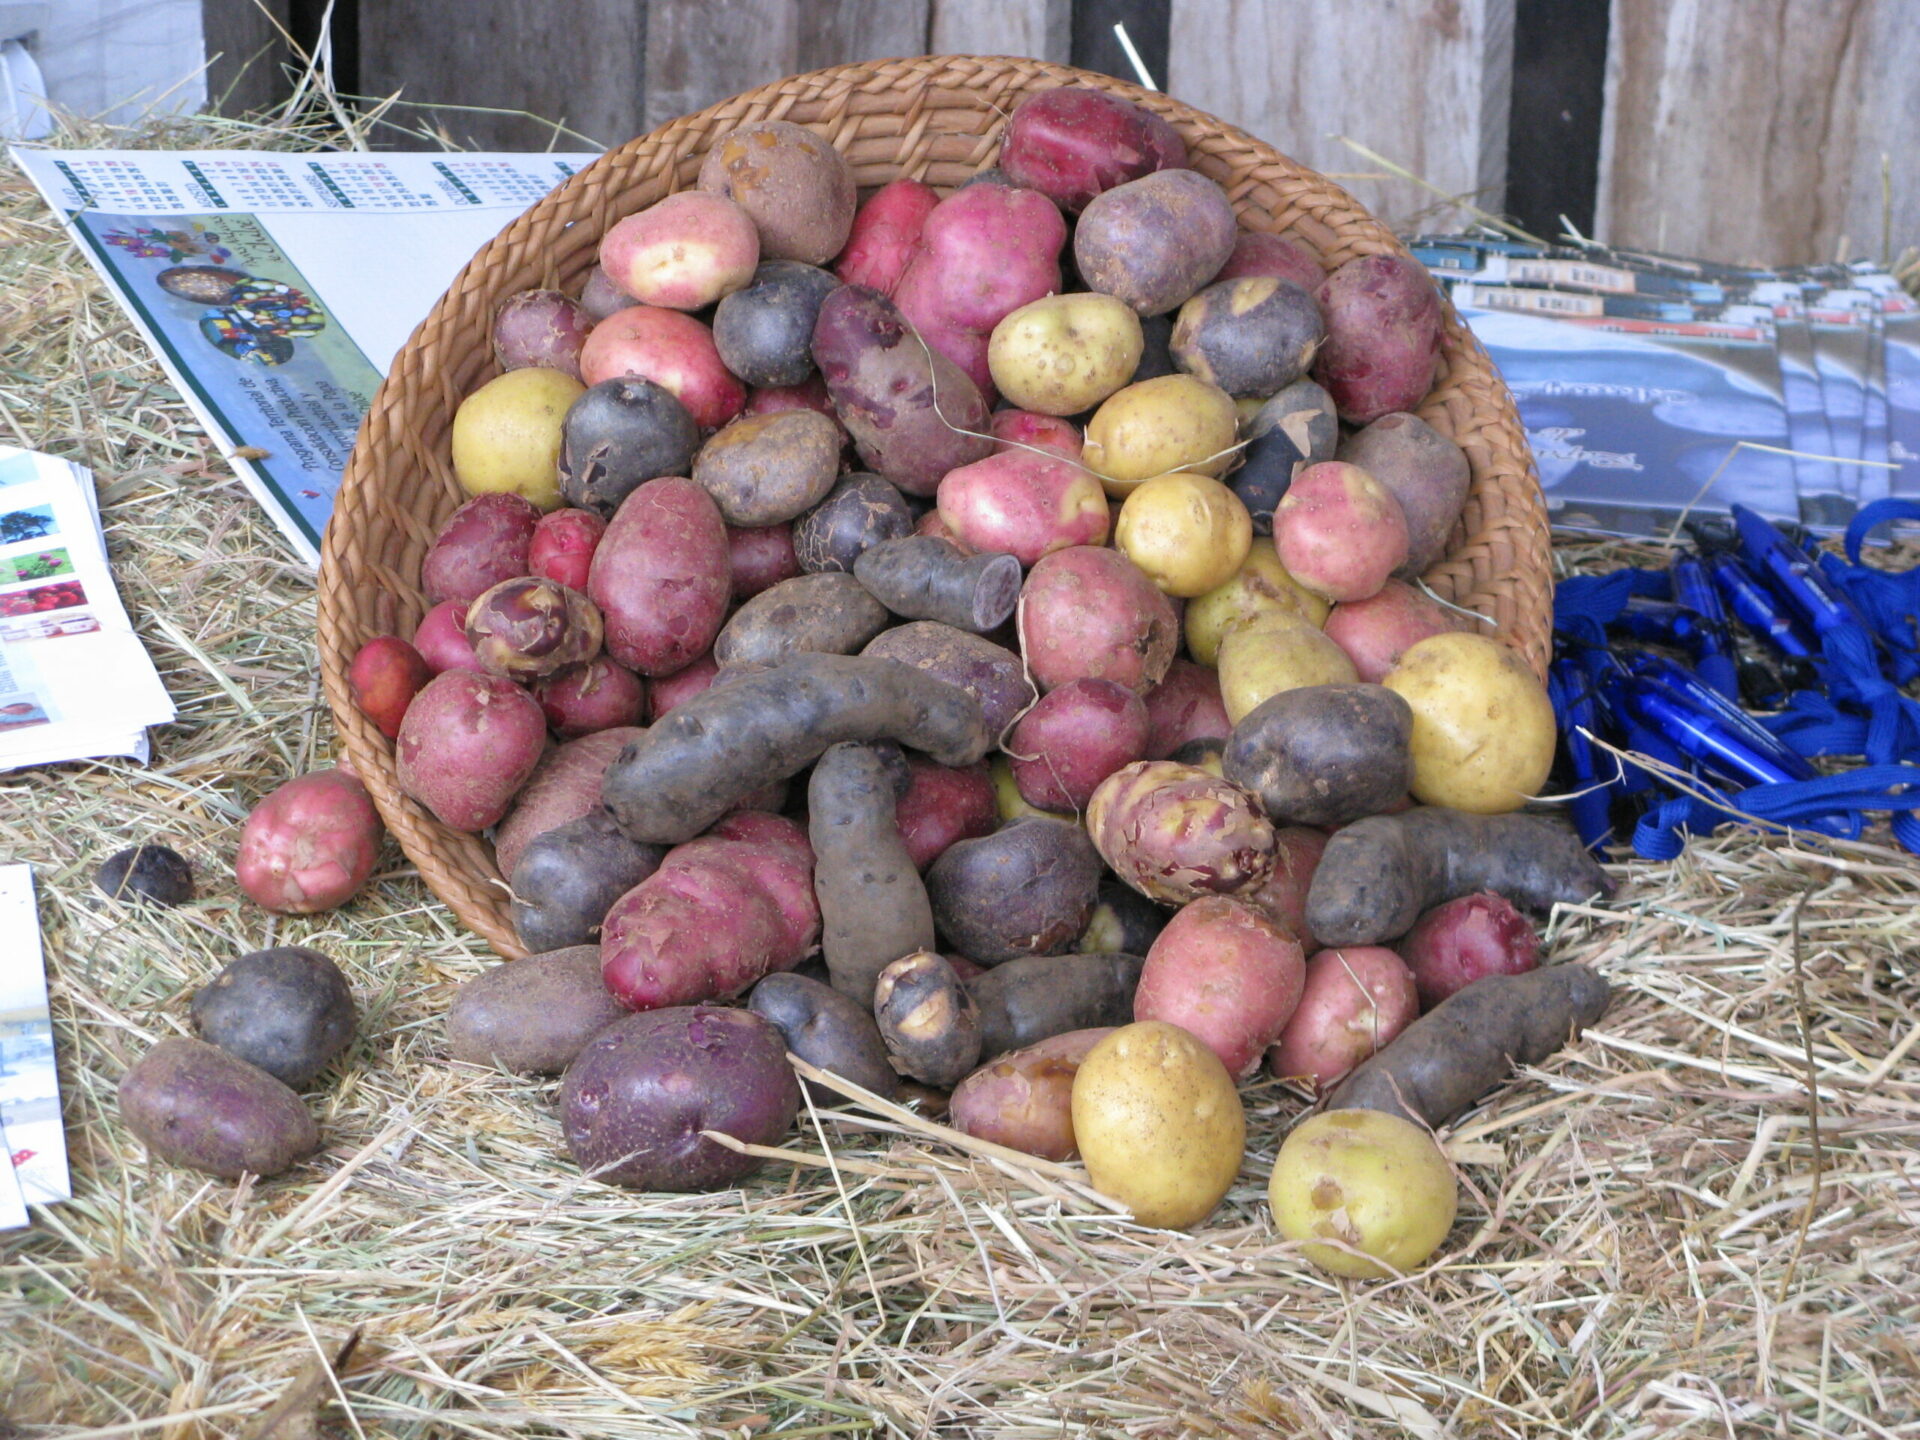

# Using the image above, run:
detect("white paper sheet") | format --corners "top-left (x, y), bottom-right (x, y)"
top-left (0, 864), bottom-right (69, 1209)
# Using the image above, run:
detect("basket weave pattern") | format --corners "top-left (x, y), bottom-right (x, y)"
top-left (318, 55), bottom-right (1554, 958)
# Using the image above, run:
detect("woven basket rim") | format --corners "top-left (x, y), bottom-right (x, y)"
top-left (318, 53), bottom-right (1551, 959)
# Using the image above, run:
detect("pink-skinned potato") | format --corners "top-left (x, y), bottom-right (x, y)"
top-left (1213, 232), bottom-right (1326, 292)
top-left (598, 191), bottom-right (759, 311)
top-left (1266, 945), bottom-right (1419, 1091)
top-left (810, 285), bottom-right (994, 496)
top-left (347, 636), bottom-right (432, 740)
top-left (727, 523), bottom-right (801, 598)
top-left (493, 289), bottom-right (592, 379)
top-left (835, 177), bottom-right (939, 295)
top-left (1273, 461), bottom-right (1410, 604)
top-left (1245, 825), bottom-right (1329, 947)
top-left (395, 670), bottom-right (549, 833)
top-left (991, 409), bottom-right (1082, 461)
top-left (235, 768), bottom-right (383, 915)
top-left (412, 600), bottom-right (483, 675)
top-left (1322, 578), bottom-right (1470, 683)
top-left (532, 657), bottom-right (647, 738)
top-left (1397, 891), bottom-right (1541, 1010)
top-left (578, 306), bottom-right (747, 431)
top-left (1008, 678), bottom-right (1150, 813)
top-left (647, 651), bottom-right (719, 719)
top-left (1134, 895), bottom-right (1307, 1078)
top-left (1312, 254), bottom-right (1445, 425)
top-left (895, 756), bottom-right (998, 870)
top-left (528, 507), bottom-right (607, 592)
top-left (1336, 412), bottom-right (1473, 577)
top-left (1086, 759), bottom-right (1275, 906)
top-left (492, 726), bottom-right (642, 879)
top-left (588, 476), bottom-right (732, 677)
top-left (708, 810), bottom-right (820, 962)
top-left (1074, 169), bottom-right (1238, 317)
top-left (936, 452), bottom-right (1110, 566)
top-left (997, 86), bottom-right (1187, 213)
top-left (1142, 659), bottom-right (1232, 760)
top-left (421, 493), bottom-right (540, 608)
top-left (1017, 546), bottom-right (1179, 694)
top-left (948, 1027), bottom-right (1115, 1161)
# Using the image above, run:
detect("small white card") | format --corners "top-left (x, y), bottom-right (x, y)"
top-left (0, 864), bottom-right (69, 1207)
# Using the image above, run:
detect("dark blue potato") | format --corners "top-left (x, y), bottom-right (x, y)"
top-left (860, 622), bottom-right (1035, 738)
top-left (1127, 312), bottom-right (1177, 385)
top-left (873, 950), bottom-right (982, 1088)
top-left (1229, 379), bottom-right (1338, 534)
top-left (792, 473), bottom-right (915, 573)
top-left (1223, 682), bottom-right (1413, 828)
top-left (713, 261), bottom-right (843, 387)
top-left (559, 1006), bottom-right (799, 1191)
top-left (559, 377), bottom-right (701, 516)
top-left (968, 951), bottom-right (1145, 1059)
top-left (96, 843), bottom-right (195, 907)
top-left (1171, 277), bottom-right (1325, 399)
top-left (511, 811), bottom-right (665, 953)
top-left (1076, 878), bottom-right (1167, 957)
top-left (748, 972), bottom-right (900, 1101)
top-left (926, 817), bottom-right (1103, 965)
top-left (189, 947), bottom-right (356, 1088)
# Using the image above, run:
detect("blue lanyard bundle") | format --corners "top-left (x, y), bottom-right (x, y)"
top-left (1551, 501), bottom-right (1920, 858)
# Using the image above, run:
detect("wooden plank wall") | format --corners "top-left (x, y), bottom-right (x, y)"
top-left (1165, 0), bottom-right (1516, 236)
top-left (1595, 0), bottom-right (1920, 266)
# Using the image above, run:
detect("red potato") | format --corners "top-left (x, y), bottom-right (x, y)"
top-left (528, 508), bottom-right (607, 592)
top-left (532, 657), bottom-right (647, 738)
top-left (991, 410), bottom-right (1082, 461)
top-left (395, 670), bottom-right (549, 833)
top-left (493, 289), bottom-right (592, 379)
top-left (895, 756), bottom-right (998, 870)
top-left (1273, 461), bottom-right (1410, 603)
top-left (711, 810), bottom-right (820, 961)
top-left (1312, 254), bottom-right (1445, 425)
top-left (578, 306), bottom-right (746, 431)
top-left (598, 191), bottom-right (760, 311)
top-left (1142, 659), bottom-right (1232, 760)
top-left (1245, 825), bottom-right (1329, 947)
top-left (936, 452), bottom-right (1110, 568)
top-left (948, 1027), bottom-right (1114, 1161)
top-left (579, 264), bottom-right (638, 322)
top-left (835, 177), bottom-right (939, 295)
top-left (894, 183), bottom-right (1068, 395)
top-left (494, 726), bottom-right (646, 878)
top-left (744, 374), bottom-right (841, 425)
top-left (1134, 896), bottom-right (1307, 1078)
top-left (588, 476), bottom-right (732, 677)
top-left (1336, 412), bottom-right (1474, 577)
top-left (914, 509), bottom-right (967, 546)
top-left (1017, 546), bottom-right (1180, 694)
top-left (1322, 578), bottom-right (1470, 684)
top-left (412, 600), bottom-right (483, 675)
top-left (997, 86), bottom-right (1187, 213)
top-left (726, 523), bottom-right (801, 599)
top-left (1008, 678), bottom-right (1151, 813)
top-left (347, 636), bottom-right (432, 740)
top-left (235, 768), bottom-right (383, 914)
top-left (421, 493), bottom-right (540, 608)
top-left (1266, 945), bottom-right (1420, 1091)
top-left (1397, 891), bottom-right (1541, 1010)
top-left (646, 651), bottom-right (719, 719)
top-left (1212, 232), bottom-right (1326, 292)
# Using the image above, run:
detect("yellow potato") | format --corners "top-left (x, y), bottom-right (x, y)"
top-left (1114, 473), bottom-right (1251, 597)
top-left (1268, 1109), bottom-right (1457, 1279)
top-left (1383, 632), bottom-right (1555, 813)
top-left (1185, 542), bottom-right (1331, 666)
top-left (988, 293), bottom-right (1144, 417)
top-left (1071, 1021), bottom-right (1245, 1229)
top-left (1081, 374), bottom-right (1239, 499)
top-left (450, 368), bottom-right (583, 510)
top-left (990, 754), bottom-right (1069, 823)
top-left (1216, 613), bottom-right (1358, 723)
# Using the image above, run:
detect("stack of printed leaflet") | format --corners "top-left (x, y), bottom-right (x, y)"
top-left (1, 863), bottom-right (66, 1228)
top-left (0, 446), bottom-right (176, 769)
top-left (1416, 235), bottom-right (1919, 538)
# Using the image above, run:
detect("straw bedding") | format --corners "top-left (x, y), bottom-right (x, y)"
top-left (2, 109), bottom-right (1918, 1439)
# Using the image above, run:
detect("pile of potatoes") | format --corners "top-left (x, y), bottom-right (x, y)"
top-left (336, 87), bottom-right (1624, 1277)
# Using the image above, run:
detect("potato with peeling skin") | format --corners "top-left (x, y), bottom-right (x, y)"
top-left (1086, 759), bottom-right (1275, 906)
top-left (1071, 1021), bottom-right (1245, 1230)
top-left (874, 950), bottom-right (982, 1088)
top-left (1269, 1109), bottom-right (1457, 1278)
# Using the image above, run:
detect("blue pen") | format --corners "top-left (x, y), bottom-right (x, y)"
top-left (1730, 504), bottom-right (1867, 641)
top-left (1618, 652), bottom-right (1818, 787)
top-left (1610, 595), bottom-right (1701, 646)
top-left (1669, 555), bottom-right (1742, 701)
top-left (1705, 553), bottom-right (1818, 660)
top-left (1551, 658), bottom-right (1618, 852)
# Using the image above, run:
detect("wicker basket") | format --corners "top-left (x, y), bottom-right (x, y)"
top-left (318, 55), bottom-right (1553, 959)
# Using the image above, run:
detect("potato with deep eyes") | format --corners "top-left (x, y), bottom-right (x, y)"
top-left (873, 950), bottom-right (982, 1088)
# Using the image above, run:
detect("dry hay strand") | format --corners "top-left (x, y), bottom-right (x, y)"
top-left (4, 107), bottom-right (1920, 1440)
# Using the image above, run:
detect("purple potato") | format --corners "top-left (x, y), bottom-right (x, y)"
top-left (860, 622), bottom-right (1035, 737)
top-left (118, 1038), bottom-right (319, 1179)
top-left (792, 473), bottom-right (915, 573)
top-left (493, 289), bottom-right (591, 379)
top-left (447, 945), bottom-right (628, 1074)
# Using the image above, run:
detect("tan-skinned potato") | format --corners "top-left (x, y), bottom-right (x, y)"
top-left (1382, 632), bottom-right (1556, 813)
top-left (1114, 473), bottom-right (1252, 597)
top-left (988, 292), bottom-right (1144, 416)
top-left (1216, 612), bottom-right (1359, 724)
